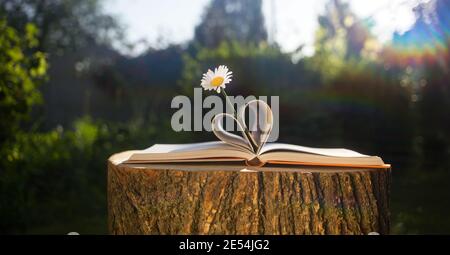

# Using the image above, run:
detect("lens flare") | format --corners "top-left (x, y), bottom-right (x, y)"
top-left (382, 0), bottom-right (450, 68)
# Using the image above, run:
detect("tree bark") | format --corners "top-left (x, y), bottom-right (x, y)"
top-left (108, 151), bottom-right (391, 235)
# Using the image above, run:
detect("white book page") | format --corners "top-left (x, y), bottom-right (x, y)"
top-left (260, 143), bottom-right (369, 157)
top-left (143, 141), bottom-right (248, 154)
top-left (128, 141), bottom-right (254, 162)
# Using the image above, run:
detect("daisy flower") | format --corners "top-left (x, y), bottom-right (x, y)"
top-left (200, 65), bottom-right (233, 93)
top-left (199, 65), bottom-right (258, 152)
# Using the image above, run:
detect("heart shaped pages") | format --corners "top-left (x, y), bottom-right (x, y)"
top-left (212, 99), bottom-right (273, 166)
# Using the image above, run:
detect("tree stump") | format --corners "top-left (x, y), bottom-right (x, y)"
top-left (108, 151), bottom-right (391, 235)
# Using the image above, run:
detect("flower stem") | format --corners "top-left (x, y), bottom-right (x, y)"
top-left (221, 89), bottom-right (259, 153)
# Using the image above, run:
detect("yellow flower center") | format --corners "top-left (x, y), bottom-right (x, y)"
top-left (211, 76), bottom-right (224, 87)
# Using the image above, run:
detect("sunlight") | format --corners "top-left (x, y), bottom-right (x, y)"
top-left (106, 0), bottom-right (429, 56)
top-left (1, 0), bottom-right (449, 235)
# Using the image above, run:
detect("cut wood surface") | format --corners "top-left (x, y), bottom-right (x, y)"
top-left (108, 151), bottom-right (391, 235)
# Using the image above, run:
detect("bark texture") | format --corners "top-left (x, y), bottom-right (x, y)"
top-left (108, 154), bottom-right (391, 235)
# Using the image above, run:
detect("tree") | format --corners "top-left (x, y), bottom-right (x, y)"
top-left (0, 0), bottom-right (124, 53)
top-left (0, 19), bottom-right (47, 144)
top-left (0, 0), bottom-right (128, 129)
top-left (0, 20), bottom-right (48, 232)
top-left (310, 0), bottom-right (378, 81)
top-left (194, 0), bottom-right (268, 48)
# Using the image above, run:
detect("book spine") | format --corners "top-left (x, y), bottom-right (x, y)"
top-left (245, 157), bottom-right (266, 167)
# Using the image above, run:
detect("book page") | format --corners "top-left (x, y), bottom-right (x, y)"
top-left (260, 152), bottom-right (384, 167)
top-left (260, 143), bottom-right (370, 157)
top-left (127, 141), bottom-right (254, 162)
top-left (127, 141), bottom-right (383, 166)
top-left (143, 141), bottom-right (231, 153)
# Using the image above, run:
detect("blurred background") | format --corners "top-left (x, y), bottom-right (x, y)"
top-left (0, 0), bottom-right (449, 234)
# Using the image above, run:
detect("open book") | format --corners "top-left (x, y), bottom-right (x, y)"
top-left (125, 100), bottom-right (388, 168)
top-left (125, 141), bottom-right (388, 168)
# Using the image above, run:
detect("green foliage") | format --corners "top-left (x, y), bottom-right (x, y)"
top-left (180, 41), bottom-right (279, 90)
top-left (0, 19), bottom-right (47, 144)
top-left (0, 0), bottom-right (449, 235)
top-left (180, 41), bottom-right (319, 97)
top-left (309, 0), bottom-right (378, 82)
top-left (310, 25), bottom-right (347, 81)
top-left (0, 0), bottom-right (125, 52)
top-left (0, 117), bottom-right (165, 233)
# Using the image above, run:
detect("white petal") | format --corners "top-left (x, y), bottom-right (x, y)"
top-left (200, 66), bottom-right (233, 92)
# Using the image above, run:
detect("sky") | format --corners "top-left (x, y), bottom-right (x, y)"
top-left (104, 0), bottom-right (428, 56)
